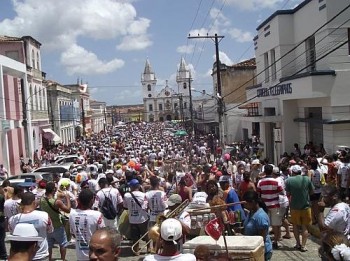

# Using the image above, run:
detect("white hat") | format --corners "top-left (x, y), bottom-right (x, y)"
top-left (160, 218), bottom-right (182, 242)
top-left (7, 223), bottom-right (44, 242)
top-left (290, 165), bottom-right (302, 173)
top-left (251, 159), bottom-right (261, 165)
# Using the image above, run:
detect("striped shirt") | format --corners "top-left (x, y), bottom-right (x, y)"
top-left (257, 177), bottom-right (283, 209)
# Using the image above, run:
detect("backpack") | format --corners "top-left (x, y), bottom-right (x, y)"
top-left (100, 189), bottom-right (118, 220)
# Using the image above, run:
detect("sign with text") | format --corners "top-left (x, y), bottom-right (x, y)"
top-left (257, 83), bottom-right (292, 97)
top-left (274, 128), bottom-right (282, 143)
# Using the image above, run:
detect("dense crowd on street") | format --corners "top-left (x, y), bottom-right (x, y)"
top-left (0, 121), bottom-right (350, 261)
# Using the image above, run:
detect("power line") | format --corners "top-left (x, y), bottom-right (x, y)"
top-left (222, 3), bottom-right (350, 100)
top-left (225, 38), bottom-right (349, 113)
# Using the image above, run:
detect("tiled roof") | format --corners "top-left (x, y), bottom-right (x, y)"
top-left (233, 58), bottom-right (256, 68)
top-left (0, 35), bottom-right (22, 42)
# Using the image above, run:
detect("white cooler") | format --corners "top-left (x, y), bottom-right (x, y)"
top-left (183, 235), bottom-right (264, 261)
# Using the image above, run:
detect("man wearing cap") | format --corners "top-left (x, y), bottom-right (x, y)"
top-left (285, 164), bottom-right (314, 252)
top-left (7, 223), bottom-right (44, 261)
top-left (143, 218), bottom-right (196, 261)
top-left (219, 175), bottom-right (246, 226)
top-left (123, 179), bottom-right (149, 254)
top-left (8, 192), bottom-right (54, 261)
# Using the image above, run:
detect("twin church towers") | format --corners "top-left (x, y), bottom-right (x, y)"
top-left (141, 58), bottom-right (192, 122)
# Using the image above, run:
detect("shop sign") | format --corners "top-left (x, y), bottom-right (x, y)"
top-left (257, 83), bottom-right (292, 97)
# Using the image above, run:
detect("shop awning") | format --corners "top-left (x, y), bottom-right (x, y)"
top-left (42, 128), bottom-right (62, 145)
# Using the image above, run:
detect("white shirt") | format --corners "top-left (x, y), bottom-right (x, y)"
top-left (276, 176), bottom-right (289, 208)
top-left (95, 187), bottom-right (123, 215)
top-left (123, 191), bottom-right (149, 224)
top-left (143, 253), bottom-right (196, 261)
top-left (69, 209), bottom-right (105, 261)
top-left (325, 202), bottom-right (350, 235)
top-left (9, 210), bottom-right (54, 260)
top-left (337, 163), bottom-right (350, 188)
top-left (4, 198), bottom-right (20, 219)
top-left (145, 190), bottom-right (167, 222)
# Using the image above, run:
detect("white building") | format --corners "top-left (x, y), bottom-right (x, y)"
top-left (142, 58), bottom-right (191, 122)
top-left (240, 0), bottom-right (350, 163)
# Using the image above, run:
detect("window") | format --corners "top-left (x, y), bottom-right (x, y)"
top-left (159, 104), bottom-right (163, 111)
top-left (184, 102), bottom-right (187, 109)
top-left (36, 52), bottom-right (40, 70)
top-left (174, 103), bottom-right (178, 108)
top-left (149, 104), bottom-right (153, 111)
top-left (183, 82), bottom-right (187, 89)
top-left (147, 84), bottom-right (151, 91)
top-left (31, 49), bottom-right (35, 68)
top-left (270, 49), bottom-right (276, 81)
top-left (148, 94), bottom-right (152, 98)
top-left (264, 52), bottom-right (269, 82)
top-left (306, 35), bottom-right (316, 72)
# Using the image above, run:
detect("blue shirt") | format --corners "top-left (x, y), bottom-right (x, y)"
top-left (226, 188), bottom-right (246, 220)
top-left (243, 208), bottom-right (272, 255)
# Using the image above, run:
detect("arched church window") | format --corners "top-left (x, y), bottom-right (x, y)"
top-left (183, 82), bottom-right (187, 89)
top-left (147, 84), bottom-right (151, 91)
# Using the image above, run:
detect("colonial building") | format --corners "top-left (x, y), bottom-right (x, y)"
top-left (240, 0), bottom-right (350, 163)
top-left (90, 100), bottom-right (106, 133)
top-left (0, 35), bottom-right (50, 154)
top-left (212, 59), bottom-right (257, 143)
top-left (45, 80), bottom-right (76, 145)
top-left (142, 58), bottom-right (191, 122)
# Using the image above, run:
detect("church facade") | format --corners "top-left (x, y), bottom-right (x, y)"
top-left (142, 58), bottom-right (191, 122)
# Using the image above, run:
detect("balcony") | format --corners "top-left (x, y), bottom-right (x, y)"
top-left (26, 66), bottom-right (46, 80)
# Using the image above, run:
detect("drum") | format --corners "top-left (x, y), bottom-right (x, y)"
top-left (183, 235), bottom-right (264, 261)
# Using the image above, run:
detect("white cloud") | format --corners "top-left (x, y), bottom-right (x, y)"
top-left (177, 44), bottom-right (195, 54)
top-left (213, 51), bottom-right (233, 66)
top-left (117, 34), bottom-right (152, 51)
top-left (0, 0), bottom-right (151, 75)
top-left (224, 0), bottom-right (284, 10)
top-left (228, 28), bottom-right (254, 43)
top-left (61, 45), bottom-right (124, 75)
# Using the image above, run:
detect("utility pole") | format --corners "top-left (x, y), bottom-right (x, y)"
top-left (81, 98), bottom-right (86, 139)
top-left (188, 33), bottom-right (225, 145)
top-left (188, 76), bottom-right (195, 137)
top-left (179, 94), bottom-right (184, 125)
top-left (103, 107), bottom-right (107, 133)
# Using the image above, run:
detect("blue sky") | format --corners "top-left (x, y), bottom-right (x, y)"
top-left (0, 0), bottom-right (303, 105)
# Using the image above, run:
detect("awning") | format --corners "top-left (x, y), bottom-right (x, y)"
top-left (42, 128), bottom-right (62, 145)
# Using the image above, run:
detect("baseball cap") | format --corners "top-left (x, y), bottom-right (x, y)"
top-left (166, 194), bottom-right (182, 207)
top-left (290, 165), bottom-right (302, 173)
top-left (273, 167), bottom-right (280, 175)
top-left (7, 223), bottom-right (44, 242)
top-left (160, 218), bottom-right (182, 242)
top-left (128, 179), bottom-right (140, 187)
top-left (219, 175), bottom-right (230, 183)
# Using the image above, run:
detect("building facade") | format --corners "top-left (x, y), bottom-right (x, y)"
top-left (240, 0), bottom-right (350, 163)
top-left (0, 35), bottom-right (50, 156)
top-left (90, 100), bottom-right (106, 134)
top-left (45, 80), bottom-right (76, 145)
top-left (142, 58), bottom-right (191, 122)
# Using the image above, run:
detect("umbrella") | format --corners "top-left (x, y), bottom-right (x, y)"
top-left (174, 130), bottom-right (188, 136)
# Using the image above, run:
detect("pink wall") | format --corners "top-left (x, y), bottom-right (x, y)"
top-left (2, 73), bottom-right (25, 175)
top-left (0, 42), bottom-right (25, 63)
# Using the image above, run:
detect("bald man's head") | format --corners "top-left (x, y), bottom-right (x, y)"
top-left (89, 228), bottom-right (121, 261)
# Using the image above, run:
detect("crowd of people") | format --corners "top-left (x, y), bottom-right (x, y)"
top-left (0, 121), bottom-right (350, 261)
